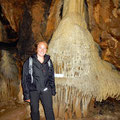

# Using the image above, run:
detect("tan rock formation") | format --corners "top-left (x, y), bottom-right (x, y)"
top-left (0, 104), bottom-right (29, 120)
top-left (48, 0), bottom-right (120, 119)
top-left (31, 0), bottom-right (62, 43)
top-left (45, 0), bottom-right (63, 42)
top-left (0, 50), bottom-right (19, 101)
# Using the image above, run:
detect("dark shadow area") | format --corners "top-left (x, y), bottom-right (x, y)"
top-left (0, 6), bottom-right (18, 40)
top-left (0, 41), bottom-right (17, 51)
top-left (0, 6), bottom-right (9, 25)
top-left (84, 0), bottom-right (90, 31)
top-left (17, 6), bottom-right (35, 60)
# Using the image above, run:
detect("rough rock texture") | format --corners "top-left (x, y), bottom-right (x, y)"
top-left (48, 0), bottom-right (120, 119)
top-left (0, 0), bottom-right (24, 32)
top-left (0, 0), bottom-right (120, 119)
top-left (31, 0), bottom-right (62, 44)
top-left (0, 21), bottom-right (7, 42)
top-left (0, 50), bottom-right (19, 102)
top-left (87, 0), bottom-right (120, 69)
top-left (0, 6), bottom-right (18, 43)
top-left (0, 0), bottom-right (62, 59)
top-left (31, 0), bottom-right (51, 42)
top-left (17, 7), bottom-right (34, 59)
top-left (0, 103), bottom-right (29, 120)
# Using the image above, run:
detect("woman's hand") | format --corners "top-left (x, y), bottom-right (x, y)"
top-left (25, 99), bottom-right (30, 103)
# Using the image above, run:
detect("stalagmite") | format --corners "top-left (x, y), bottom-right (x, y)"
top-left (48, 0), bottom-right (120, 119)
top-left (0, 50), bottom-right (19, 101)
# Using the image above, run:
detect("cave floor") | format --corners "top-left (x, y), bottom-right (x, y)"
top-left (0, 98), bottom-right (120, 120)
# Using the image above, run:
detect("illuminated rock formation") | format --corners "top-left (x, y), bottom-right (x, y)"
top-left (48, 0), bottom-right (120, 119)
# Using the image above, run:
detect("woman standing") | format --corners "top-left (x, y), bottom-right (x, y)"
top-left (22, 41), bottom-right (56, 120)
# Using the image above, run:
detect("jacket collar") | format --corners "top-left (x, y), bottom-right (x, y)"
top-left (32, 54), bottom-right (50, 64)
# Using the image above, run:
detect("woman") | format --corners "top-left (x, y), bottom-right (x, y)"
top-left (21, 41), bottom-right (56, 120)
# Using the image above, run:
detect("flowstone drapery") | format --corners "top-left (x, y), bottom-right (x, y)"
top-left (48, 0), bottom-right (120, 119)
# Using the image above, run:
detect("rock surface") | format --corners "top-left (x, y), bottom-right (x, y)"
top-left (1, 98), bottom-right (120, 120)
top-left (87, 0), bottom-right (120, 69)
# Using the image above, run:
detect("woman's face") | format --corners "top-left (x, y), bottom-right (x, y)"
top-left (37, 42), bottom-right (47, 57)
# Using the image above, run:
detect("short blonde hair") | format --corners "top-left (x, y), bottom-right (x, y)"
top-left (35, 41), bottom-right (48, 50)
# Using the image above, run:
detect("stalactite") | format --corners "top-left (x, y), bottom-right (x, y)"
top-left (52, 84), bottom-right (92, 118)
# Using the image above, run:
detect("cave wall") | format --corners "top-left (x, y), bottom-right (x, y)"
top-left (87, 0), bottom-right (120, 69)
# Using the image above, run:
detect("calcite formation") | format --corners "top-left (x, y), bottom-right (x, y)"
top-left (48, 0), bottom-right (120, 119)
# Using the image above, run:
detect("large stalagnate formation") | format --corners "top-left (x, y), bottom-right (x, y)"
top-left (48, 0), bottom-right (120, 119)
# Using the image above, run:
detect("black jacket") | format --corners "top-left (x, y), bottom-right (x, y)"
top-left (21, 54), bottom-right (56, 101)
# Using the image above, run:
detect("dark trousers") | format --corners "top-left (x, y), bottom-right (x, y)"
top-left (29, 89), bottom-right (55, 120)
